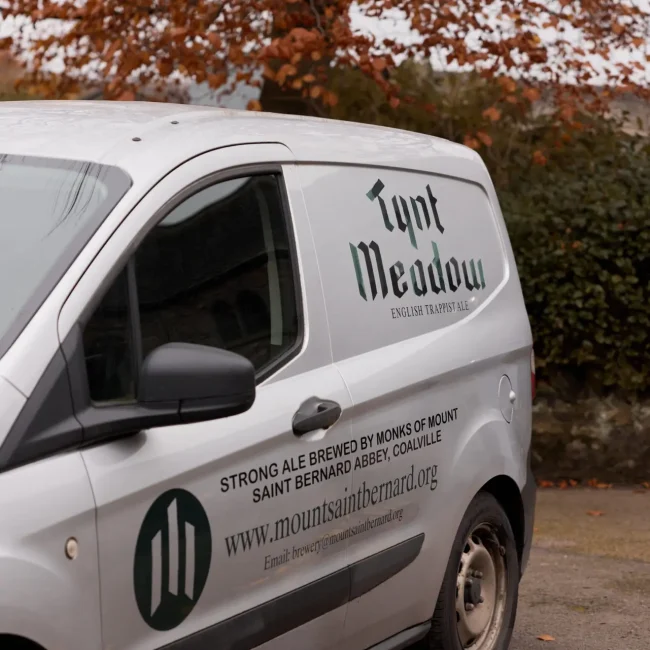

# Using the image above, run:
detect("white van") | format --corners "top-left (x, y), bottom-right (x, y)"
top-left (0, 101), bottom-right (535, 650)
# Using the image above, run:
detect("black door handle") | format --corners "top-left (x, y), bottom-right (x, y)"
top-left (292, 396), bottom-right (342, 436)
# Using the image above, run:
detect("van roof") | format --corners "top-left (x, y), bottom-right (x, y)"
top-left (0, 100), bottom-right (486, 188)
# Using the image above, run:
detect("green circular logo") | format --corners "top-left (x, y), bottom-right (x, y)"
top-left (134, 488), bottom-right (212, 630)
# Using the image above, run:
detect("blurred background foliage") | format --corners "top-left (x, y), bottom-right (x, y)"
top-left (328, 61), bottom-right (650, 397)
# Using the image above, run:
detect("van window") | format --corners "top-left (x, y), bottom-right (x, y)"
top-left (83, 267), bottom-right (135, 404)
top-left (0, 154), bottom-right (130, 361)
top-left (82, 174), bottom-right (300, 404)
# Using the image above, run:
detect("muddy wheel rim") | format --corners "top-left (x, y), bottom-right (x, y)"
top-left (455, 523), bottom-right (508, 650)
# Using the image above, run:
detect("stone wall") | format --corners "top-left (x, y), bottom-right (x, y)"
top-left (532, 388), bottom-right (650, 483)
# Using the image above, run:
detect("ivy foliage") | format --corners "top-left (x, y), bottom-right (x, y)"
top-left (328, 62), bottom-right (650, 395)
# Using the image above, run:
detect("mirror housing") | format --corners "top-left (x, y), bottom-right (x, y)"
top-left (55, 329), bottom-right (258, 448)
top-left (138, 342), bottom-right (256, 423)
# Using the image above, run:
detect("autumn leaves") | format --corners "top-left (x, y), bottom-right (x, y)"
top-left (1, 0), bottom-right (649, 136)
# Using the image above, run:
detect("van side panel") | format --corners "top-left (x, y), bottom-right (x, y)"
top-left (299, 162), bottom-right (533, 649)
top-left (0, 452), bottom-right (101, 650)
top-left (298, 164), bottom-right (507, 362)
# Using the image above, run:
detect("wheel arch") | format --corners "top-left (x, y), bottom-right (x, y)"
top-left (0, 634), bottom-right (46, 650)
top-left (479, 475), bottom-right (525, 568)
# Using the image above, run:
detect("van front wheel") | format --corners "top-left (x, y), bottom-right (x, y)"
top-left (428, 492), bottom-right (519, 650)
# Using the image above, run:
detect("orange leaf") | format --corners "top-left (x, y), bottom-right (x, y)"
top-left (207, 32), bottom-right (222, 49)
top-left (311, 51), bottom-right (322, 61)
top-left (389, 96), bottom-right (401, 109)
top-left (276, 64), bottom-right (298, 86)
top-left (559, 105), bottom-right (575, 121)
top-left (596, 482), bottom-right (612, 489)
top-left (482, 106), bottom-right (502, 122)
top-left (557, 479), bottom-right (568, 489)
top-left (265, 43), bottom-right (280, 59)
top-left (569, 479), bottom-right (578, 487)
top-left (533, 150), bottom-right (547, 166)
top-left (247, 99), bottom-right (262, 112)
top-left (537, 634), bottom-right (556, 642)
top-left (156, 60), bottom-right (173, 77)
top-left (207, 72), bottom-right (227, 89)
top-left (321, 91), bottom-right (338, 107)
top-left (170, 26), bottom-right (188, 38)
top-left (290, 27), bottom-right (315, 43)
top-left (498, 77), bottom-right (517, 93)
top-left (476, 131), bottom-right (493, 147)
top-left (117, 90), bottom-right (135, 101)
top-left (586, 510), bottom-right (605, 517)
top-left (538, 479), bottom-right (554, 488)
top-left (303, 73), bottom-right (316, 83)
top-left (463, 135), bottom-right (480, 150)
top-left (523, 87), bottom-right (541, 102)
top-left (372, 58), bottom-right (387, 72)
top-left (310, 85), bottom-right (323, 99)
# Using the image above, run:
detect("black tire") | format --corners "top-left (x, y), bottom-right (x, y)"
top-left (427, 491), bottom-right (519, 650)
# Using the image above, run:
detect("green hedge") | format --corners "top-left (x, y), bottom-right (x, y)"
top-left (326, 63), bottom-right (650, 395)
top-left (503, 130), bottom-right (650, 395)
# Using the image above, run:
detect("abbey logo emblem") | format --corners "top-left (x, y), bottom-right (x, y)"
top-left (134, 489), bottom-right (212, 631)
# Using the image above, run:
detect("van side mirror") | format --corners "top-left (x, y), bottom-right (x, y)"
top-left (78, 342), bottom-right (257, 441)
top-left (6, 334), bottom-right (258, 468)
top-left (139, 343), bottom-right (256, 423)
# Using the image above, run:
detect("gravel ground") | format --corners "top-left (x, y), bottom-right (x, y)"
top-left (512, 545), bottom-right (650, 649)
top-left (511, 489), bottom-right (650, 650)
top-left (511, 488), bottom-right (650, 650)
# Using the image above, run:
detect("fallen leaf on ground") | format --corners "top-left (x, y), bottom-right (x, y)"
top-left (642, 482), bottom-right (650, 489)
top-left (586, 510), bottom-right (605, 516)
top-left (537, 633), bottom-right (556, 641)
top-left (538, 480), bottom-right (555, 488)
top-left (586, 478), bottom-right (612, 489)
top-left (569, 479), bottom-right (578, 487)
